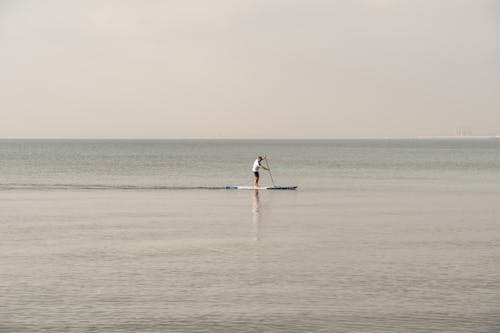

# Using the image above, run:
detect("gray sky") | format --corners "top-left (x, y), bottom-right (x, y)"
top-left (1, 0), bottom-right (499, 138)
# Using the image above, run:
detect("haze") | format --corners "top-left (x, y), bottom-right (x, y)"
top-left (1, 0), bottom-right (499, 139)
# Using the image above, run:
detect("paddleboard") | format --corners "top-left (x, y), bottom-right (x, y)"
top-left (225, 185), bottom-right (297, 190)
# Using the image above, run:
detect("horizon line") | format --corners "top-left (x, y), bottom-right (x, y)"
top-left (1, 136), bottom-right (499, 140)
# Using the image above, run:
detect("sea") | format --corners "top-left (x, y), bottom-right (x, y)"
top-left (1, 139), bottom-right (499, 332)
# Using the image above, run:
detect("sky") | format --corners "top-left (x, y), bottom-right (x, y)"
top-left (1, 0), bottom-right (499, 138)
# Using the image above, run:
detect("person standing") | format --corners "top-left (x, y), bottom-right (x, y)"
top-left (252, 156), bottom-right (270, 187)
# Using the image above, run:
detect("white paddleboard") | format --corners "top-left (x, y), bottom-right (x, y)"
top-left (225, 185), bottom-right (297, 190)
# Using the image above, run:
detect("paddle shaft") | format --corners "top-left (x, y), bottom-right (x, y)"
top-left (264, 158), bottom-right (276, 187)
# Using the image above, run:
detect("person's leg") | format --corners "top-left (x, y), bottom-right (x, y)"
top-left (254, 172), bottom-right (259, 187)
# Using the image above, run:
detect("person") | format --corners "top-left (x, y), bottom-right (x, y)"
top-left (252, 156), bottom-right (270, 187)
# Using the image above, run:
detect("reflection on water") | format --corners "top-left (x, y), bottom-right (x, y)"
top-left (252, 189), bottom-right (261, 241)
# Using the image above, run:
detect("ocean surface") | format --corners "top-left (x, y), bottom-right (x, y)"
top-left (1, 139), bottom-right (499, 332)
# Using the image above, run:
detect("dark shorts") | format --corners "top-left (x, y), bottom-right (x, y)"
top-left (254, 171), bottom-right (259, 177)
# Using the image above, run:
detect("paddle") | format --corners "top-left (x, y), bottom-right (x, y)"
top-left (263, 156), bottom-right (276, 187)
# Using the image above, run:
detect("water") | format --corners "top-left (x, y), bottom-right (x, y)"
top-left (1, 139), bottom-right (499, 332)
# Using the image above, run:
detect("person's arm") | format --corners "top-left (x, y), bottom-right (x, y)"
top-left (259, 160), bottom-right (270, 171)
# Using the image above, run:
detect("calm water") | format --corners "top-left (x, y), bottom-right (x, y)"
top-left (1, 139), bottom-right (499, 332)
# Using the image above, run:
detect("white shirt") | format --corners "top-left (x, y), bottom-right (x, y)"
top-left (252, 159), bottom-right (261, 172)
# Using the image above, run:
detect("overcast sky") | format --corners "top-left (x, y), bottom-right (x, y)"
top-left (1, 0), bottom-right (499, 138)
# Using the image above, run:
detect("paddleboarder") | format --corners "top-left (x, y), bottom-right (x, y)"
top-left (252, 156), bottom-right (270, 187)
